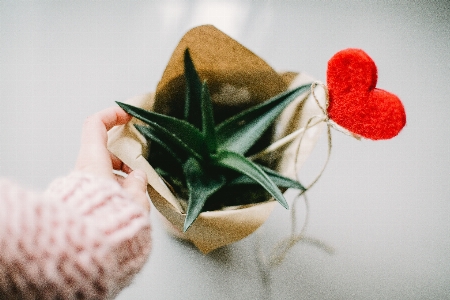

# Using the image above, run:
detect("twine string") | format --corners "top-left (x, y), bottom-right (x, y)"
top-left (294, 81), bottom-right (359, 191)
top-left (257, 81), bottom-right (354, 280)
top-left (256, 82), bottom-right (345, 298)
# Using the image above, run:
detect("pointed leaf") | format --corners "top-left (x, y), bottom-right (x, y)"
top-left (134, 125), bottom-right (184, 163)
top-left (117, 101), bottom-right (208, 159)
top-left (216, 84), bottom-right (311, 154)
top-left (183, 158), bottom-right (226, 231)
top-left (229, 165), bottom-right (305, 191)
top-left (184, 49), bottom-right (203, 129)
top-left (132, 122), bottom-right (203, 162)
top-left (213, 150), bottom-right (289, 209)
top-left (201, 82), bottom-right (218, 153)
top-left (259, 165), bottom-right (305, 190)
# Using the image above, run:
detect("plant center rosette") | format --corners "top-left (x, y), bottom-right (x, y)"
top-left (107, 25), bottom-right (328, 254)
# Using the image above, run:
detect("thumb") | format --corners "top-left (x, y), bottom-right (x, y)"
top-left (122, 169), bottom-right (150, 212)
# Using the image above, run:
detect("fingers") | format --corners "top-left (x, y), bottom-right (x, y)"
top-left (110, 152), bottom-right (133, 174)
top-left (122, 170), bottom-right (150, 212)
top-left (101, 106), bottom-right (131, 131)
top-left (75, 106), bottom-right (150, 213)
top-left (80, 107), bottom-right (131, 147)
top-left (76, 106), bottom-right (132, 179)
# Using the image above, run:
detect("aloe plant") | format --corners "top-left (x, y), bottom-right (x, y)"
top-left (117, 49), bottom-right (310, 231)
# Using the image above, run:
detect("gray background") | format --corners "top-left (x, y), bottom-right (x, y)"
top-left (1, 1), bottom-right (449, 299)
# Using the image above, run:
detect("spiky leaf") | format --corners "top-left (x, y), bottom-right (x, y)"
top-left (229, 165), bottom-right (305, 191)
top-left (134, 125), bottom-right (185, 163)
top-left (132, 122), bottom-right (203, 162)
top-left (215, 84), bottom-right (311, 155)
top-left (213, 150), bottom-right (289, 209)
top-left (183, 158), bottom-right (226, 231)
top-left (117, 101), bottom-right (208, 160)
top-left (184, 49), bottom-right (203, 129)
top-left (201, 82), bottom-right (218, 153)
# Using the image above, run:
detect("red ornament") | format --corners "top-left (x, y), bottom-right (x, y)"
top-left (326, 48), bottom-right (406, 140)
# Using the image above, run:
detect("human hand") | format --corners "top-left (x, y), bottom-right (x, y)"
top-left (75, 106), bottom-right (150, 212)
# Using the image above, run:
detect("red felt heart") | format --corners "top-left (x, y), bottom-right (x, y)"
top-left (326, 48), bottom-right (406, 140)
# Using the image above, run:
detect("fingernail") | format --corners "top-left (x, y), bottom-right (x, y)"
top-left (133, 170), bottom-right (147, 184)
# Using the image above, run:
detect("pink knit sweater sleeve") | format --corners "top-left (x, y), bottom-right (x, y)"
top-left (0, 172), bottom-right (151, 300)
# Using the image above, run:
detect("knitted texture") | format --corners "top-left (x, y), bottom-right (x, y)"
top-left (0, 172), bottom-right (151, 300)
top-left (327, 48), bottom-right (406, 140)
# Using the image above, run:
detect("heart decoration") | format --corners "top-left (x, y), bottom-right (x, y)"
top-left (326, 48), bottom-right (406, 140)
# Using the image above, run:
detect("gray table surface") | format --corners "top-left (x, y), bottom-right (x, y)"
top-left (1, 1), bottom-right (449, 299)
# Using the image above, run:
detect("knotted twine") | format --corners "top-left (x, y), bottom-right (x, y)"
top-left (254, 81), bottom-right (360, 299)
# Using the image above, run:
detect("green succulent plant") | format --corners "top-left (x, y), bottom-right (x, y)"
top-left (117, 49), bottom-right (311, 231)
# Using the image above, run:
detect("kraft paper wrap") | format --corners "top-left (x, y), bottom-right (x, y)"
top-left (107, 25), bottom-right (326, 254)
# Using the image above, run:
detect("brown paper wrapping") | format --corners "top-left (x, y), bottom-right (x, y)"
top-left (152, 25), bottom-right (288, 122)
top-left (107, 25), bottom-right (326, 254)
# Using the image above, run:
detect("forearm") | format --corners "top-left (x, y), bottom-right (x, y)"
top-left (0, 173), bottom-right (151, 299)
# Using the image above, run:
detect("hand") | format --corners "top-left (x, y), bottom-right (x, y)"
top-left (75, 106), bottom-right (150, 212)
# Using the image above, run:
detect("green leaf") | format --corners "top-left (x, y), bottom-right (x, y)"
top-left (229, 165), bottom-right (305, 191)
top-left (117, 101), bottom-right (208, 159)
top-left (201, 82), bottom-right (218, 153)
top-left (183, 158), bottom-right (226, 232)
top-left (134, 125), bottom-right (184, 163)
top-left (132, 122), bottom-right (203, 162)
top-left (259, 166), bottom-right (305, 190)
top-left (216, 84), bottom-right (311, 155)
top-left (184, 49), bottom-right (203, 129)
top-left (213, 150), bottom-right (289, 209)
